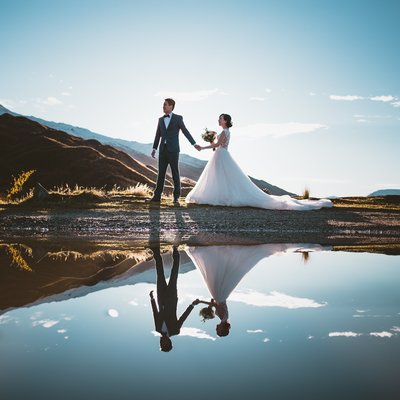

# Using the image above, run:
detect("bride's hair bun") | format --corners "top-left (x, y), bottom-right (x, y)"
top-left (220, 113), bottom-right (233, 128)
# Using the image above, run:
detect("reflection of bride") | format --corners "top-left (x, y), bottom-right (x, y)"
top-left (185, 114), bottom-right (333, 211)
top-left (186, 243), bottom-right (311, 336)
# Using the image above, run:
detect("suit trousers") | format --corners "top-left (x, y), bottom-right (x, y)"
top-left (153, 147), bottom-right (180, 200)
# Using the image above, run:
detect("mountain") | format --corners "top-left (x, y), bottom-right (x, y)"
top-left (0, 113), bottom-right (184, 193)
top-left (0, 104), bottom-right (18, 116)
top-left (0, 104), bottom-right (295, 195)
top-left (369, 189), bottom-right (400, 196)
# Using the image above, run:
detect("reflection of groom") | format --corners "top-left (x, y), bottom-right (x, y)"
top-left (148, 98), bottom-right (201, 204)
top-left (149, 246), bottom-right (199, 352)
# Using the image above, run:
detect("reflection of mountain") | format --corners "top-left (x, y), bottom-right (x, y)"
top-left (0, 240), bottom-right (194, 313)
top-left (0, 104), bottom-right (295, 195)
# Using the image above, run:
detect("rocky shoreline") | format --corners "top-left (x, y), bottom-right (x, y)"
top-left (1, 197), bottom-right (399, 248)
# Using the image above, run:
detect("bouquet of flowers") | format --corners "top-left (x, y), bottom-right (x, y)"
top-left (201, 128), bottom-right (217, 151)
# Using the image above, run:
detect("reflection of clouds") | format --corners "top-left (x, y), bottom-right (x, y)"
top-left (30, 311), bottom-right (43, 320)
top-left (0, 314), bottom-right (18, 325)
top-left (128, 300), bottom-right (139, 306)
top-left (32, 319), bottom-right (59, 328)
top-left (370, 331), bottom-right (393, 338)
top-left (107, 309), bottom-right (119, 318)
top-left (329, 332), bottom-right (362, 337)
top-left (353, 314), bottom-right (391, 318)
top-left (329, 329), bottom-right (399, 338)
top-left (263, 338), bottom-right (270, 343)
top-left (151, 328), bottom-right (216, 341)
top-left (230, 290), bottom-right (326, 309)
top-left (247, 329), bottom-right (264, 334)
top-left (57, 329), bottom-right (67, 334)
top-left (180, 327), bottom-right (216, 341)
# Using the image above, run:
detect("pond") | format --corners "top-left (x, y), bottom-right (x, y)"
top-left (0, 240), bottom-right (399, 400)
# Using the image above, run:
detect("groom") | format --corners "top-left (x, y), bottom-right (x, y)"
top-left (149, 245), bottom-right (200, 352)
top-left (147, 98), bottom-right (201, 204)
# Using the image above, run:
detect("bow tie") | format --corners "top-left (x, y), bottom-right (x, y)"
top-left (163, 114), bottom-right (170, 118)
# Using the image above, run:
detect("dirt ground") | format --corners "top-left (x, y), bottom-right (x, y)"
top-left (1, 196), bottom-right (400, 248)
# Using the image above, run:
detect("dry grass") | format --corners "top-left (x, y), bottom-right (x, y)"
top-left (332, 196), bottom-right (400, 211)
top-left (107, 183), bottom-right (153, 198)
top-left (333, 244), bottom-right (400, 255)
top-left (50, 184), bottom-right (106, 197)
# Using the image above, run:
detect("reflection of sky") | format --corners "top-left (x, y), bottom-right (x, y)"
top-left (229, 289), bottom-right (326, 308)
top-left (0, 249), bottom-right (399, 398)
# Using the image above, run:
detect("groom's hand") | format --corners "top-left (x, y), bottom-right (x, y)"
top-left (194, 144), bottom-right (201, 151)
top-left (151, 149), bottom-right (156, 158)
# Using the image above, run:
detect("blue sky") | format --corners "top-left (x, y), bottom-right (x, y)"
top-left (1, 0), bottom-right (399, 196)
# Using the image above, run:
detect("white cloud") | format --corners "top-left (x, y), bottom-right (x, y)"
top-left (309, 92), bottom-right (317, 96)
top-left (154, 88), bottom-right (219, 102)
top-left (285, 177), bottom-right (351, 184)
top-left (39, 97), bottom-right (63, 106)
top-left (234, 122), bottom-right (328, 139)
top-left (370, 95), bottom-right (396, 102)
top-left (61, 92), bottom-right (71, 96)
top-left (391, 101), bottom-right (400, 108)
top-left (247, 329), bottom-right (264, 333)
top-left (263, 338), bottom-right (270, 343)
top-left (329, 331), bottom-right (362, 337)
top-left (0, 98), bottom-right (17, 109)
top-left (357, 119), bottom-right (369, 123)
top-left (180, 327), bottom-right (216, 341)
top-left (265, 88), bottom-right (272, 93)
top-left (353, 114), bottom-right (392, 119)
top-left (329, 95), bottom-right (364, 101)
top-left (249, 97), bottom-right (265, 101)
top-left (370, 331), bottom-right (393, 338)
top-left (391, 326), bottom-right (400, 333)
top-left (33, 319), bottom-right (59, 328)
top-left (230, 290), bottom-right (326, 309)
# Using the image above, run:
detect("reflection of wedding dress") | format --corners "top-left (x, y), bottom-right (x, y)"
top-left (185, 129), bottom-right (332, 210)
top-left (186, 244), bottom-right (310, 304)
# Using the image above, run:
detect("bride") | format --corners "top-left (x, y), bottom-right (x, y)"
top-left (185, 114), bottom-right (332, 210)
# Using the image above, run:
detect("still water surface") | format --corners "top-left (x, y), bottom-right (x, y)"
top-left (1, 242), bottom-right (399, 399)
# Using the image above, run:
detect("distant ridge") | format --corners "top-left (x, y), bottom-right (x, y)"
top-left (369, 189), bottom-right (400, 196)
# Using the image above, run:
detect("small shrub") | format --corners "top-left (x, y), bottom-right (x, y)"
top-left (6, 170), bottom-right (36, 200)
top-left (303, 187), bottom-right (310, 199)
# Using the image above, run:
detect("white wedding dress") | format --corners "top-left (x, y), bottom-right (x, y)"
top-left (185, 129), bottom-right (332, 210)
top-left (186, 243), bottom-right (328, 319)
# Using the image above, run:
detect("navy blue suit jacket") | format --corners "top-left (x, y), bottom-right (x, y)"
top-left (153, 113), bottom-right (196, 153)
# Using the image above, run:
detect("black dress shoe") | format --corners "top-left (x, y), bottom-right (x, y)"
top-left (145, 198), bottom-right (160, 204)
